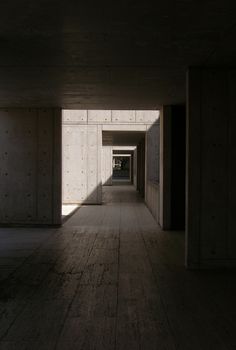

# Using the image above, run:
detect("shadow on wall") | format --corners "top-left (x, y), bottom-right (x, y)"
top-left (63, 181), bottom-right (103, 206)
top-left (159, 105), bottom-right (186, 230)
top-left (170, 106), bottom-right (186, 230)
top-left (103, 176), bottom-right (112, 186)
top-left (144, 107), bottom-right (186, 230)
top-left (145, 121), bottom-right (160, 222)
top-left (62, 182), bottom-right (103, 223)
top-left (62, 115), bottom-right (186, 229)
top-left (136, 137), bottom-right (145, 197)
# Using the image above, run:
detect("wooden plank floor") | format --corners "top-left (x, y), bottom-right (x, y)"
top-left (0, 185), bottom-right (236, 349)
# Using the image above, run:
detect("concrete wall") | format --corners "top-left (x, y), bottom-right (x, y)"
top-left (102, 146), bottom-right (112, 185)
top-left (171, 106), bottom-right (186, 229)
top-left (186, 68), bottom-right (236, 268)
top-left (113, 147), bottom-right (136, 185)
top-left (0, 108), bottom-right (61, 225)
top-left (159, 105), bottom-right (186, 230)
top-left (62, 111), bottom-right (102, 204)
top-left (159, 106), bottom-right (172, 229)
top-left (145, 122), bottom-right (160, 222)
top-left (146, 124), bottom-right (160, 184)
top-left (137, 138), bottom-right (146, 197)
top-left (63, 110), bottom-right (159, 126)
top-left (146, 182), bottom-right (159, 222)
top-left (133, 148), bottom-right (137, 189)
top-left (62, 110), bottom-right (159, 205)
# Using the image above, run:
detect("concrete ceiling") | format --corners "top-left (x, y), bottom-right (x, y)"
top-left (103, 131), bottom-right (145, 146)
top-left (0, 1), bottom-right (236, 108)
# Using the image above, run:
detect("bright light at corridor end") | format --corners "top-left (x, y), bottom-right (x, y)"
top-left (62, 109), bottom-right (160, 205)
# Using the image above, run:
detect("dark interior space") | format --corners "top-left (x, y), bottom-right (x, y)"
top-left (1, 1), bottom-right (236, 349)
top-left (113, 150), bottom-right (134, 184)
top-left (112, 156), bottom-right (130, 180)
top-left (137, 137), bottom-right (145, 197)
top-left (171, 105), bottom-right (186, 229)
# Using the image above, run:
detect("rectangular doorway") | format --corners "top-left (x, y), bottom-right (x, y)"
top-left (112, 155), bottom-right (131, 183)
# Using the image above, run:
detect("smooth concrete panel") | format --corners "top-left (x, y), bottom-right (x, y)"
top-left (62, 110), bottom-right (87, 124)
top-left (133, 148), bottom-right (137, 189)
top-left (62, 124), bottom-right (102, 204)
top-left (87, 125), bottom-right (102, 202)
top-left (170, 106), bottom-right (186, 230)
top-left (113, 146), bottom-right (136, 151)
top-left (88, 110), bottom-right (112, 123)
top-left (63, 110), bottom-right (159, 126)
top-left (145, 121), bottom-right (160, 223)
top-left (159, 106), bottom-right (172, 230)
top-left (0, 108), bottom-right (62, 225)
top-left (200, 71), bottom-right (228, 261)
top-left (159, 105), bottom-right (186, 230)
top-left (146, 181), bottom-right (160, 223)
top-left (62, 109), bottom-right (160, 207)
top-left (102, 124), bottom-right (147, 131)
top-left (102, 146), bottom-right (113, 185)
top-left (136, 110), bottom-right (160, 124)
top-left (186, 68), bottom-right (236, 268)
top-left (146, 124), bottom-right (160, 184)
top-left (63, 125), bottom-right (86, 202)
top-left (111, 110), bottom-right (136, 123)
top-left (137, 138), bottom-right (145, 197)
top-left (52, 109), bottom-right (62, 224)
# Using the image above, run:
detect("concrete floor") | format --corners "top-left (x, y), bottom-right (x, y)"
top-left (62, 204), bottom-right (80, 221)
top-left (0, 186), bottom-right (236, 349)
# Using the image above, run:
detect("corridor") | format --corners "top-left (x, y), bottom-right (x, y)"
top-left (0, 186), bottom-right (236, 349)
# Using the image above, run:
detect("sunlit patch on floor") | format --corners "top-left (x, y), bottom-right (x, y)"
top-left (62, 204), bottom-right (79, 219)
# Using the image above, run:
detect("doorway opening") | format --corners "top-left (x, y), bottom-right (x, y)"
top-left (112, 155), bottom-right (131, 182)
top-left (61, 110), bottom-right (158, 216)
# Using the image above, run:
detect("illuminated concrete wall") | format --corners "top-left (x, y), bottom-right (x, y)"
top-left (133, 148), bottom-right (137, 189)
top-left (62, 110), bottom-right (159, 205)
top-left (62, 111), bottom-right (102, 204)
top-left (101, 146), bottom-right (113, 185)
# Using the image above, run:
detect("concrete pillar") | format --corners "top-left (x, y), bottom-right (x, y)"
top-left (133, 148), bottom-right (137, 189)
top-left (130, 152), bottom-right (134, 184)
top-left (137, 137), bottom-right (145, 197)
top-left (0, 108), bottom-right (62, 225)
top-left (186, 68), bottom-right (236, 268)
top-left (101, 146), bottom-right (113, 185)
top-left (159, 106), bottom-right (172, 229)
top-left (171, 106), bottom-right (186, 229)
top-left (62, 111), bottom-right (102, 204)
top-left (145, 122), bottom-right (160, 223)
top-left (159, 105), bottom-right (186, 230)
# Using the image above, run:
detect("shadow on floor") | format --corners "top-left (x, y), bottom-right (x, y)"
top-left (0, 186), bottom-right (236, 349)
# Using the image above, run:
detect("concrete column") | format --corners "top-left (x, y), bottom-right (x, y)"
top-left (0, 108), bottom-right (62, 225)
top-left (101, 146), bottom-right (113, 185)
top-left (186, 68), bottom-right (236, 268)
top-left (137, 137), bottom-right (145, 197)
top-left (130, 152), bottom-right (134, 184)
top-left (145, 122), bottom-right (160, 223)
top-left (62, 111), bottom-right (102, 204)
top-left (159, 106), bottom-right (172, 229)
top-left (133, 148), bottom-right (137, 189)
top-left (159, 105), bottom-right (186, 230)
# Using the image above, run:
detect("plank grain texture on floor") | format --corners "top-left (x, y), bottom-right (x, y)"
top-left (0, 186), bottom-right (236, 349)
